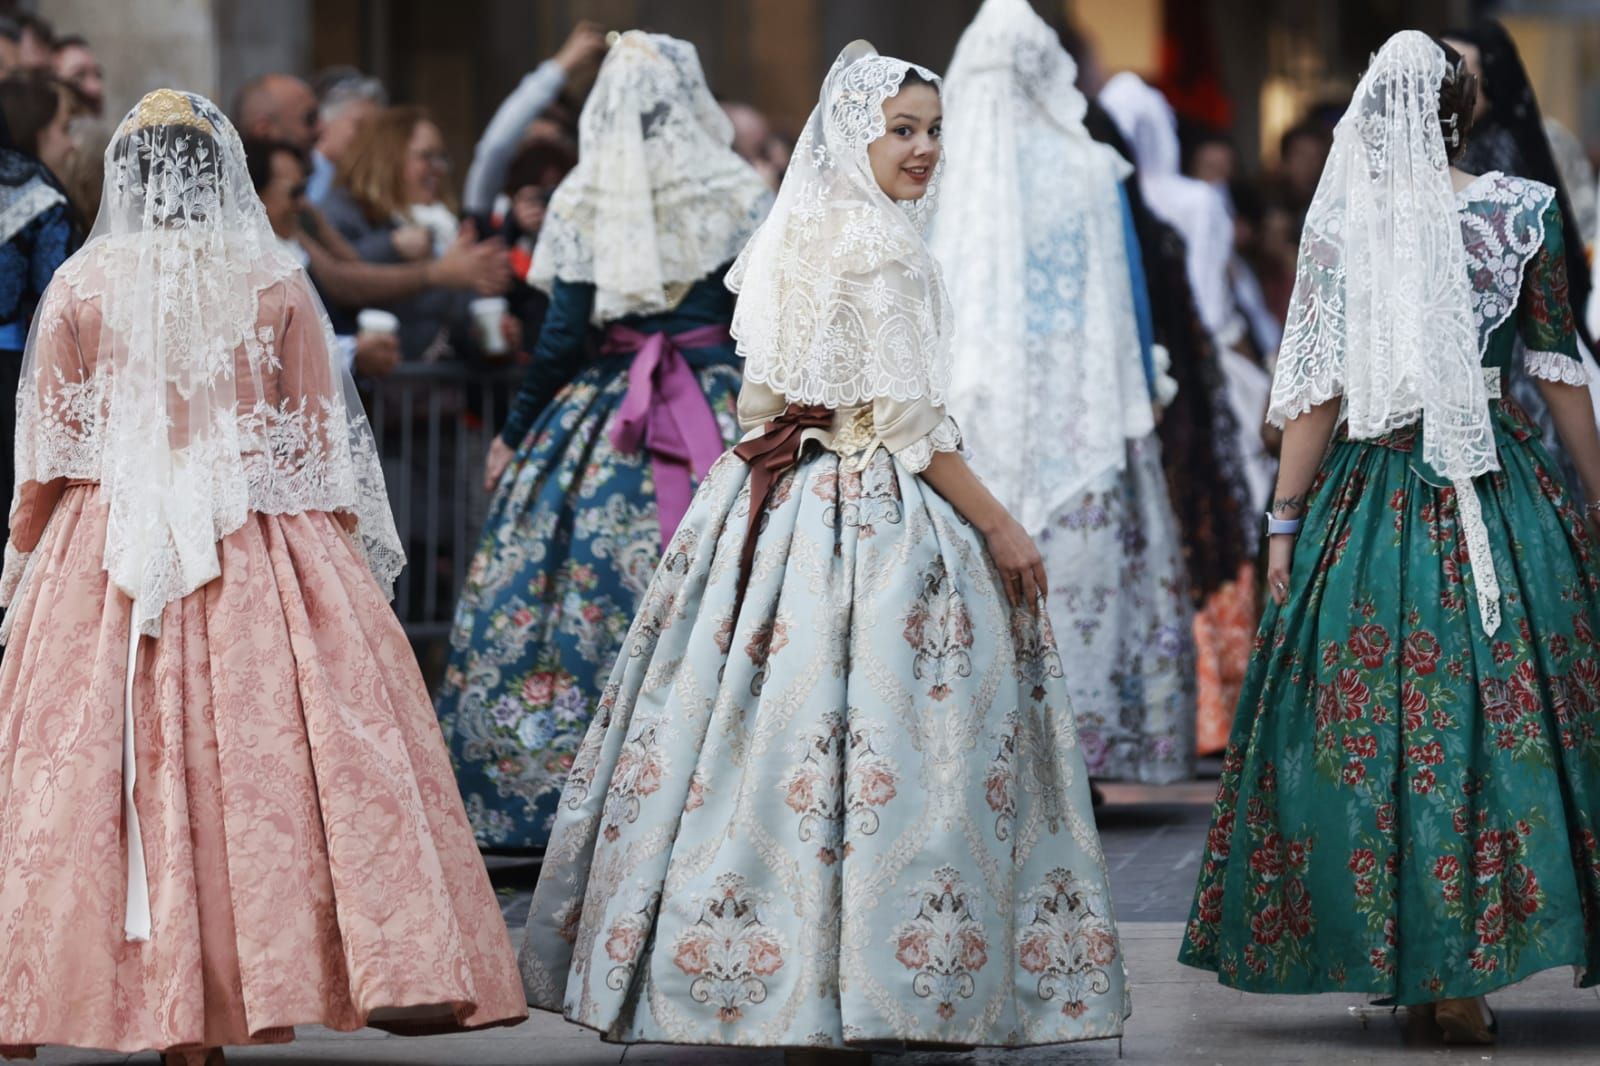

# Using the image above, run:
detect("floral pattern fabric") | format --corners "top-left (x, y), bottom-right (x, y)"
top-left (437, 359), bottom-right (742, 848)
top-left (0, 486), bottom-right (526, 1055)
top-left (1040, 432), bottom-right (1197, 782)
top-left (1179, 398), bottom-right (1600, 1003)
top-left (521, 444), bottom-right (1129, 1048)
top-left (1194, 566), bottom-right (1259, 756)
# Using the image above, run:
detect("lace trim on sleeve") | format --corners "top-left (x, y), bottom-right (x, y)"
top-left (896, 415), bottom-right (964, 474)
top-left (1524, 348), bottom-right (1588, 386)
top-left (0, 543), bottom-right (39, 645)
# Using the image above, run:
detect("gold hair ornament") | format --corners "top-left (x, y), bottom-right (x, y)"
top-left (131, 89), bottom-right (217, 136)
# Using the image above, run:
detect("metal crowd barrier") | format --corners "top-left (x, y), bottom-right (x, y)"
top-left (360, 361), bottom-right (524, 644)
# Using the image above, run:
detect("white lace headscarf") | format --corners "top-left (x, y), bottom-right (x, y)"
top-left (727, 40), bottom-right (952, 408)
top-left (530, 31), bottom-right (772, 325)
top-left (1100, 72), bottom-right (1238, 344)
top-left (932, 0), bottom-right (1150, 534)
top-left (5, 89), bottom-right (402, 638)
top-left (1270, 32), bottom-right (1499, 631)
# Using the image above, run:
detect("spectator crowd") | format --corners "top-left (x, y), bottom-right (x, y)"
top-left (3, 7), bottom-right (1598, 647)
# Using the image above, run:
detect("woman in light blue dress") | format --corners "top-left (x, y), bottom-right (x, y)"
top-left (519, 40), bottom-right (1128, 1057)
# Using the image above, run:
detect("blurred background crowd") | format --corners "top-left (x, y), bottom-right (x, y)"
top-left (1, 0), bottom-right (1598, 664)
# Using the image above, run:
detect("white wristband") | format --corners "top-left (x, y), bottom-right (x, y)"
top-left (1264, 512), bottom-right (1302, 536)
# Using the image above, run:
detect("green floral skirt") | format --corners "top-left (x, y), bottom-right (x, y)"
top-left (1179, 400), bottom-right (1600, 1004)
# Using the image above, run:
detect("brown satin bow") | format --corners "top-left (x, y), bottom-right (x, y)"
top-left (731, 403), bottom-right (833, 605)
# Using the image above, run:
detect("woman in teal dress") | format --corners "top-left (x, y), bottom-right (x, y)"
top-left (435, 32), bottom-right (771, 849)
top-left (1180, 33), bottom-right (1600, 1043)
top-left (520, 41), bottom-right (1127, 1057)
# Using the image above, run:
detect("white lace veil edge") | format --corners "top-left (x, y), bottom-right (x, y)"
top-left (934, 0), bottom-right (1153, 531)
top-left (726, 39), bottom-right (953, 410)
top-left (2, 89), bottom-right (403, 640)
top-left (528, 30), bottom-right (773, 324)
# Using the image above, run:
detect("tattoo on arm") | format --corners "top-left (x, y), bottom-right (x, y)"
top-left (1271, 493), bottom-right (1305, 516)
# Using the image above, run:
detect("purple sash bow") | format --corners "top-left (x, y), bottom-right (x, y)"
top-left (604, 323), bottom-right (730, 548)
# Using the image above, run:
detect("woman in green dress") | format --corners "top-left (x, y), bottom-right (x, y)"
top-left (1180, 32), bottom-right (1600, 1044)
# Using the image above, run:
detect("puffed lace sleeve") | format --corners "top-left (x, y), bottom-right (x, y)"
top-left (873, 395), bottom-right (962, 474)
top-left (1520, 199), bottom-right (1584, 385)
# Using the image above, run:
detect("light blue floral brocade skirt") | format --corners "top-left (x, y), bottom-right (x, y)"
top-left (521, 443), bottom-right (1130, 1049)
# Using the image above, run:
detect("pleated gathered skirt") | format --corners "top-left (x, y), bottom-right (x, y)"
top-left (0, 485), bottom-right (526, 1056)
top-left (436, 360), bottom-right (743, 849)
top-left (1038, 432), bottom-right (1197, 783)
top-left (1180, 402), bottom-right (1600, 1004)
top-left (521, 444), bottom-right (1129, 1049)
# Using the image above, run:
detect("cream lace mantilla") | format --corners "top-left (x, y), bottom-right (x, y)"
top-left (530, 31), bottom-right (771, 325)
top-left (727, 41), bottom-right (953, 409)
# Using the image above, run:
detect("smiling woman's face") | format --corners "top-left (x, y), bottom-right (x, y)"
top-left (866, 81), bottom-right (941, 201)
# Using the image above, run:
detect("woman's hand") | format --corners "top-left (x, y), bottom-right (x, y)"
top-left (392, 224), bottom-right (432, 261)
top-left (1266, 533), bottom-right (1295, 606)
top-left (352, 332), bottom-right (401, 378)
top-left (983, 512), bottom-right (1047, 612)
top-left (432, 221), bottom-right (511, 294)
top-left (500, 313), bottom-right (524, 354)
top-left (484, 436), bottom-right (515, 492)
top-left (914, 449), bottom-right (1047, 612)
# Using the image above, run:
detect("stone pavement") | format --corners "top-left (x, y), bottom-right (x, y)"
top-left (34, 780), bottom-right (1600, 1065)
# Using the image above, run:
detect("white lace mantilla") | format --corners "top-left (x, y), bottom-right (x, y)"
top-left (728, 41), bottom-right (953, 410)
top-left (1271, 34), bottom-right (1503, 632)
top-left (4, 91), bottom-right (403, 640)
top-left (933, 0), bottom-right (1151, 535)
top-left (530, 32), bottom-right (771, 324)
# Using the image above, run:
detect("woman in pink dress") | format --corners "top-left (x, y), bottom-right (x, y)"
top-left (0, 89), bottom-right (526, 1064)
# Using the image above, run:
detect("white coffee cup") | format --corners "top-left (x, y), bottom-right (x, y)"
top-left (356, 308), bottom-right (400, 337)
top-left (471, 296), bottom-right (510, 356)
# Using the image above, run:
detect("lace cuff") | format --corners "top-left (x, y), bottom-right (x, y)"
top-left (0, 544), bottom-right (36, 645)
top-left (1524, 349), bottom-right (1588, 386)
top-left (897, 415), bottom-right (964, 474)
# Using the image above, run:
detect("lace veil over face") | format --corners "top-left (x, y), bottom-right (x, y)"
top-left (1270, 32), bottom-right (1499, 631)
top-left (727, 40), bottom-right (952, 409)
top-left (5, 89), bottom-right (402, 637)
top-left (530, 31), bottom-right (772, 325)
top-left (932, 0), bottom-right (1151, 534)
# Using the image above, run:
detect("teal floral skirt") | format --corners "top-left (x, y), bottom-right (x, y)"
top-left (1180, 400), bottom-right (1600, 1004)
top-left (435, 358), bottom-right (742, 849)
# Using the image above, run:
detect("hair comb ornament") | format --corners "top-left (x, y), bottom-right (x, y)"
top-left (131, 89), bottom-right (216, 136)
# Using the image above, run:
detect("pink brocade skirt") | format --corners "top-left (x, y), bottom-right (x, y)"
top-left (0, 486), bottom-right (526, 1056)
